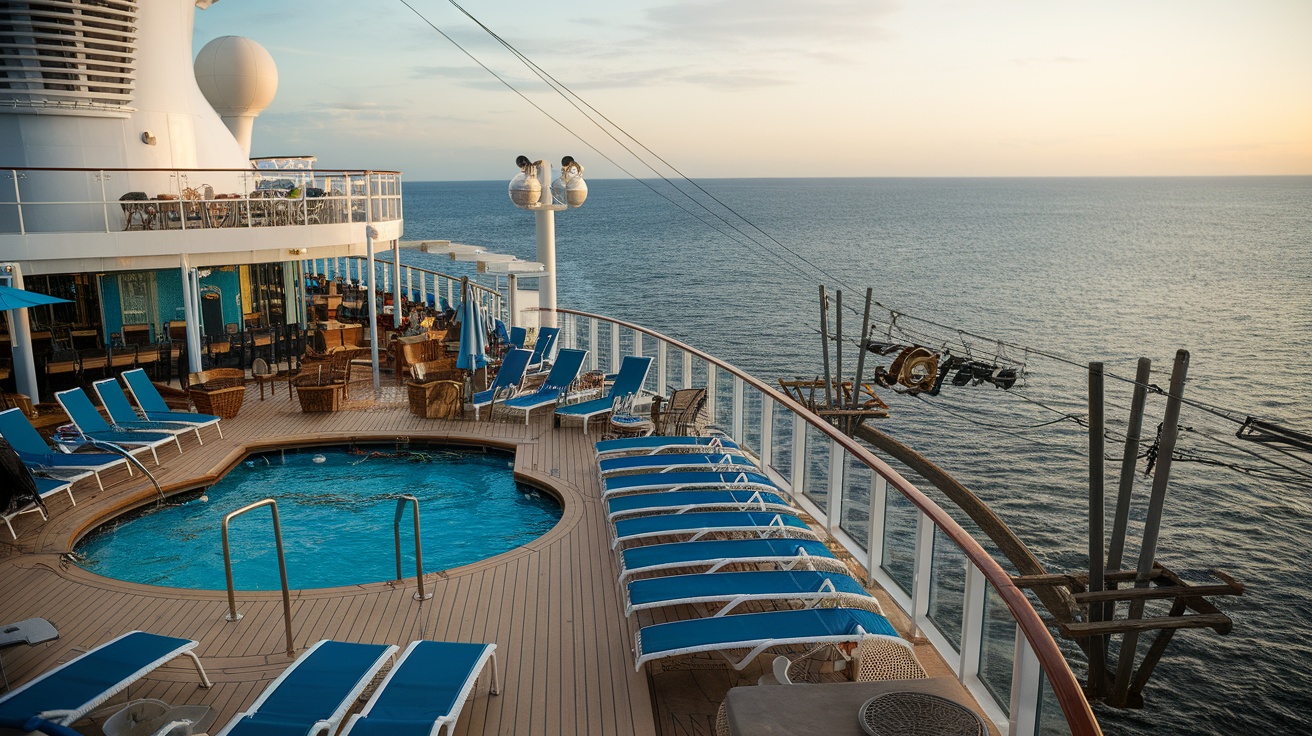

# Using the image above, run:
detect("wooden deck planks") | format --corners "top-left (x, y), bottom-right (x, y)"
top-left (0, 380), bottom-right (656, 735)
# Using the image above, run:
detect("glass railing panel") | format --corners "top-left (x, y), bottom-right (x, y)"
top-left (979, 586), bottom-right (1016, 714)
top-left (618, 325), bottom-right (636, 360)
top-left (642, 334), bottom-right (659, 394)
top-left (690, 356), bottom-right (709, 391)
top-left (802, 423), bottom-right (830, 513)
top-left (594, 321), bottom-right (613, 372)
top-left (665, 346), bottom-right (685, 391)
top-left (770, 404), bottom-right (795, 487)
top-left (927, 526), bottom-right (967, 652)
top-left (574, 316), bottom-right (593, 358)
top-left (714, 370), bottom-right (734, 432)
top-left (741, 387), bottom-right (762, 456)
top-left (880, 489), bottom-right (917, 595)
top-left (839, 453), bottom-right (874, 548)
top-left (1039, 672), bottom-right (1073, 736)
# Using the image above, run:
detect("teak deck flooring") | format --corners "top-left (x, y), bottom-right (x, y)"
top-left (0, 376), bottom-right (989, 736)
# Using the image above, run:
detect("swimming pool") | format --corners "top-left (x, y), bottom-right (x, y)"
top-left (75, 445), bottom-right (562, 590)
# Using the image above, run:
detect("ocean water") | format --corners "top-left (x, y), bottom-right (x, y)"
top-left (399, 176), bottom-right (1312, 735)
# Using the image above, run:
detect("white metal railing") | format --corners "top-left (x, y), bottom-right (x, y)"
top-left (0, 167), bottom-right (402, 235)
top-left (316, 258), bottom-right (504, 322)
top-left (556, 308), bottom-right (1099, 736)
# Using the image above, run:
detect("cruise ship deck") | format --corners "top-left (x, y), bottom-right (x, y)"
top-left (0, 374), bottom-right (986, 736)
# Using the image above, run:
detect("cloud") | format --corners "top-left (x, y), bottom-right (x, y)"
top-left (644, 0), bottom-right (897, 45)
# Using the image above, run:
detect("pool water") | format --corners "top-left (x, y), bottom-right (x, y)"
top-left (75, 446), bottom-right (562, 590)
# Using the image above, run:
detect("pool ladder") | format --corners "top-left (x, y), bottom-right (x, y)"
top-left (394, 495), bottom-right (432, 601)
top-left (221, 498), bottom-right (295, 657)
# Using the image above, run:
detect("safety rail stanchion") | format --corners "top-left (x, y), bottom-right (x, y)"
top-left (221, 498), bottom-right (296, 657)
top-left (394, 494), bottom-right (432, 601)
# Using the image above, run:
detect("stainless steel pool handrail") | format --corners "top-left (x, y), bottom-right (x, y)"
top-left (221, 498), bottom-right (295, 657)
top-left (82, 439), bottom-right (165, 502)
top-left (393, 494), bottom-right (432, 601)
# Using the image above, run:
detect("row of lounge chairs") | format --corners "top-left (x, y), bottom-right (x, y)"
top-left (598, 434), bottom-right (907, 673)
top-left (0, 368), bottom-right (224, 539)
top-left (0, 631), bottom-right (498, 736)
top-left (469, 335), bottom-right (657, 433)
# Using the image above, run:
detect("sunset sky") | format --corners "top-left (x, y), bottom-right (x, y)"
top-left (194, 0), bottom-right (1312, 181)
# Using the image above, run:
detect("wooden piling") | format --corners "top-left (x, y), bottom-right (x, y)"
top-left (1087, 361), bottom-right (1107, 697)
top-left (1110, 349), bottom-right (1189, 706)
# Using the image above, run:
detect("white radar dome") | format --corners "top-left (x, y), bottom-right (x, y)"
top-left (194, 36), bottom-right (278, 116)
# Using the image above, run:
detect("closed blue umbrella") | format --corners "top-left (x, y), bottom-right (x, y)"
top-left (455, 288), bottom-right (487, 371)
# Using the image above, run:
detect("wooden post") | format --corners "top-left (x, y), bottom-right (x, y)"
top-left (818, 285), bottom-right (833, 408)
top-left (1087, 362), bottom-right (1107, 697)
top-left (1110, 349), bottom-right (1188, 706)
top-left (851, 288), bottom-right (873, 415)
top-left (1108, 357), bottom-right (1152, 574)
top-left (834, 290), bottom-right (843, 407)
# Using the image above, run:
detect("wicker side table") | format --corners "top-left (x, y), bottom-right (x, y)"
top-left (858, 691), bottom-right (987, 736)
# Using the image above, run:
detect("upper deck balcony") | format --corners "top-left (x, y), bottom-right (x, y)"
top-left (0, 167), bottom-right (403, 275)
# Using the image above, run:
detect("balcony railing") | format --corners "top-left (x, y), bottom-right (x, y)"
top-left (0, 167), bottom-right (402, 235)
top-left (317, 257), bottom-right (504, 319)
top-left (555, 307), bottom-right (1101, 736)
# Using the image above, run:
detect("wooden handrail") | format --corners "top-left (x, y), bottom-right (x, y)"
top-left (1, 166), bottom-right (402, 174)
top-left (552, 306), bottom-right (1102, 736)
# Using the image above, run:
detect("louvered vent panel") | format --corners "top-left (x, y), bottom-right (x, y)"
top-left (0, 0), bottom-right (138, 114)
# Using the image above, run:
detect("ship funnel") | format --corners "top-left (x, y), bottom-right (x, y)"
top-left (194, 36), bottom-right (279, 157)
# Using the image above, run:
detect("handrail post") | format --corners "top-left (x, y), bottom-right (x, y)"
top-left (221, 498), bottom-right (296, 657)
top-left (393, 495), bottom-right (432, 601)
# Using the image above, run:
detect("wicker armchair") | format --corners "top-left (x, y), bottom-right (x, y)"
top-left (187, 368), bottom-right (246, 419)
top-left (853, 635), bottom-right (928, 682)
top-left (651, 387), bottom-right (707, 436)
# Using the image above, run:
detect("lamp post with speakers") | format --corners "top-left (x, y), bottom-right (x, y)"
top-left (509, 155), bottom-right (586, 329)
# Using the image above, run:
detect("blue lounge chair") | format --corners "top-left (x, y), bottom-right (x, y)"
top-left (625, 570), bottom-right (877, 616)
top-left (3, 476), bottom-right (75, 539)
top-left (0, 407), bottom-right (131, 489)
top-left (215, 640), bottom-right (398, 736)
top-left (524, 326), bottom-right (559, 374)
top-left (634, 607), bottom-right (900, 670)
top-left (501, 348), bottom-right (588, 425)
top-left (121, 368), bottom-right (224, 439)
top-left (598, 452), bottom-right (756, 478)
top-left (471, 347), bottom-right (532, 420)
top-left (54, 388), bottom-right (178, 464)
top-left (93, 378), bottom-right (204, 445)
top-left (509, 325), bottom-right (527, 349)
top-left (606, 489), bottom-right (794, 522)
top-left (619, 538), bottom-right (846, 583)
top-left (594, 435), bottom-right (742, 459)
top-left (612, 510), bottom-right (815, 549)
top-left (0, 630), bottom-right (211, 726)
top-left (602, 470), bottom-right (778, 499)
top-left (555, 355), bottom-right (653, 434)
top-left (339, 640), bottom-right (499, 736)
